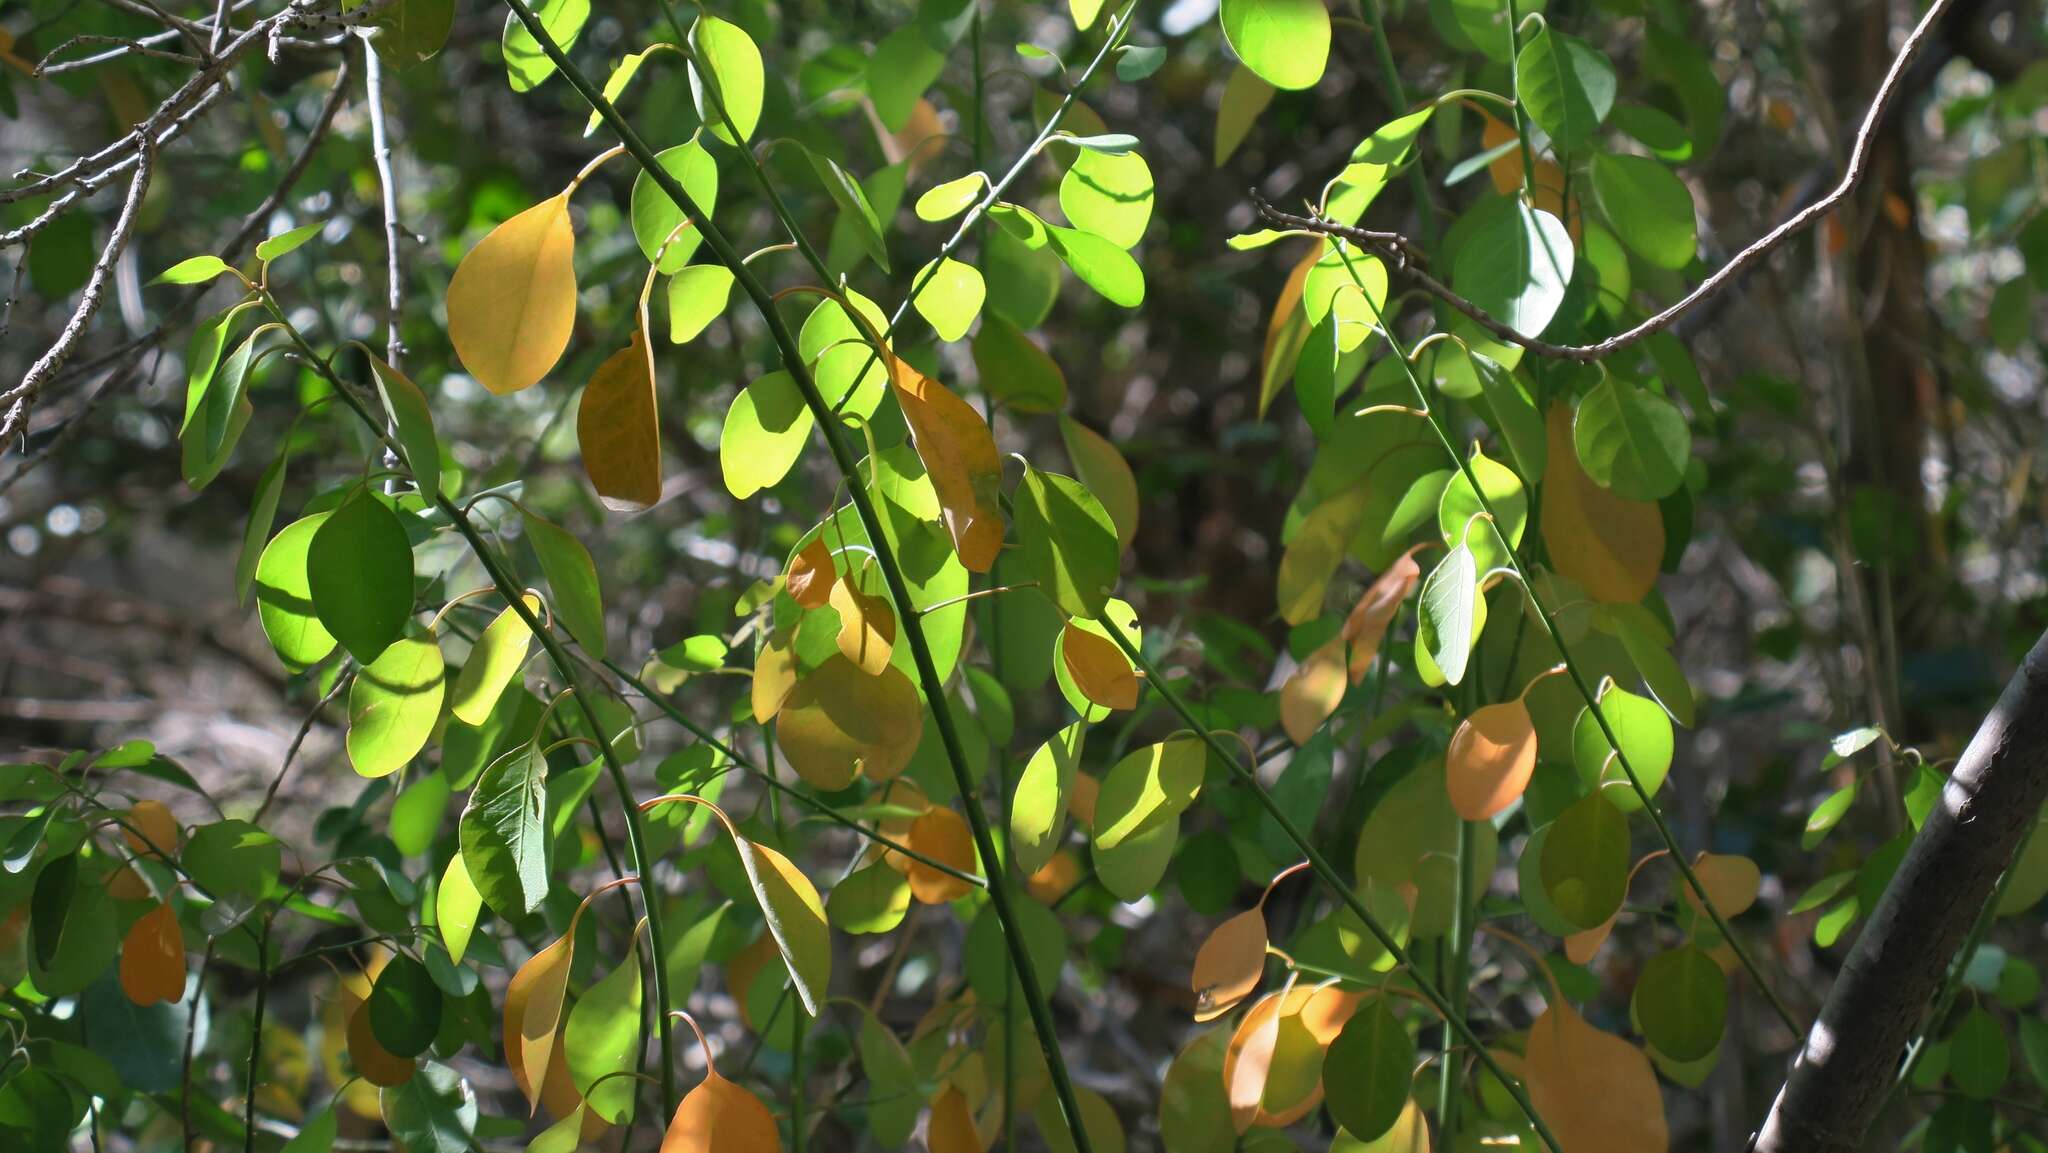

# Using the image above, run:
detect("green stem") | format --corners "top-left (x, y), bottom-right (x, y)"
top-left (1353, 0), bottom-right (1438, 250)
top-left (1099, 624), bottom-right (1564, 1153)
top-left (1327, 244), bottom-right (1805, 1040)
top-left (499, 3), bottom-right (1096, 1146)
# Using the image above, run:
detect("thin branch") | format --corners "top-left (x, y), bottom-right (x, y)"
top-left (1253, 0), bottom-right (1956, 362)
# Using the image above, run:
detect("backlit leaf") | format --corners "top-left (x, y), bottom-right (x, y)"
top-left (1574, 377), bottom-right (1690, 501)
top-left (1572, 684), bottom-right (1675, 811)
top-left (448, 195), bottom-right (576, 395)
top-left (1012, 722), bottom-right (1085, 875)
top-left (565, 920), bottom-right (645, 1123)
top-left (308, 488), bottom-right (415, 665)
top-left (255, 513), bottom-right (338, 670)
top-left (905, 806), bottom-right (976, 904)
top-left (912, 258), bottom-right (986, 342)
top-left (346, 628), bottom-right (445, 779)
top-left (1590, 151), bottom-right (1697, 271)
top-left (366, 354), bottom-right (441, 503)
top-left (1015, 467), bottom-right (1120, 619)
top-left (1524, 1000), bottom-right (1668, 1153)
top-left (501, 0), bottom-right (588, 90)
top-left (890, 359), bottom-right (1004, 571)
top-left (436, 854), bottom-right (482, 965)
top-left (689, 15), bottom-right (764, 145)
top-left (1446, 699), bottom-right (1539, 820)
top-left (1191, 908), bottom-right (1267, 1022)
top-left (525, 514), bottom-right (606, 659)
top-left (735, 837), bottom-right (831, 1016)
top-left (448, 595), bottom-right (538, 726)
top-left (1061, 622), bottom-right (1138, 711)
top-left (630, 143), bottom-right (718, 274)
top-left (1540, 404), bottom-right (1663, 603)
top-left (579, 329), bottom-right (663, 512)
top-left (775, 656), bottom-right (922, 789)
top-left (1219, 0), bottom-right (1330, 91)
top-left (720, 370), bottom-right (813, 500)
top-left (118, 903), bottom-right (184, 1007)
top-left (1059, 148), bottom-right (1153, 249)
top-left (1094, 737), bottom-right (1205, 849)
top-left (503, 930), bottom-right (574, 1111)
top-left (667, 264), bottom-right (735, 343)
top-left (1517, 27), bottom-right (1616, 154)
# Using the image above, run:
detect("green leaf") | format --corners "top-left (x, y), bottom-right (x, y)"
top-left (985, 219), bottom-right (1063, 328)
top-left (459, 743), bottom-right (549, 917)
top-left (734, 837), bottom-right (831, 1015)
top-left (826, 862), bottom-right (911, 934)
top-left (1046, 224), bottom-right (1144, 307)
top-left (1116, 44), bottom-right (1167, 81)
top-left (502, 0), bottom-right (589, 91)
top-left (282, 1104), bottom-right (337, 1153)
top-left (1590, 151), bottom-right (1697, 270)
top-left (184, 818), bottom-right (280, 917)
top-left (1014, 467), bottom-right (1121, 619)
top-left (255, 221), bottom-right (325, 263)
top-left (1470, 351), bottom-right (1546, 482)
top-left (912, 257), bottom-right (986, 342)
top-left (973, 314), bottom-right (1067, 413)
top-left (720, 370), bottom-right (814, 499)
top-left (689, 15), bottom-right (764, 145)
top-left (369, 0), bottom-right (454, 68)
top-left (1323, 997), bottom-right (1414, 1141)
top-left (630, 141), bottom-right (718, 274)
top-left (1418, 544), bottom-right (1478, 686)
top-left (347, 628), bottom-right (445, 779)
top-left (1012, 722), bottom-right (1085, 874)
top-left (235, 443), bottom-right (290, 610)
top-left (916, 173), bottom-right (987, 222)
top-left (1633, 945), bottom-right (1725, 1061)
top-left (1094, 811), bottom-right (1178, 900)
top-left (564, 921), bottom-right (645, 1123)
top-left (1950, 1007), bottom-right (2009, 1099)
top-left (152, 255), bottom-right (232, 285)
top-left (29, 852), bottom-right (77, 969)
top-left (1540, 791), bottom-right (1631, 929)
top-left (524, 514), bottom-right (605, 660)
top-left (1571, 684), bottom-right (1675, 811)
top-left (389, 770), bottom-right (448, 857)
top-left (1057, 133), bottom-right (1143, 155)
top-left (307, 489), bottom-right (415, 666)
top-left (379, 1061), bottom-right (476, 1153)
top-left (1516, 27), bottom-right (1616, 154)
top-left (1452, 197), bottom-right (1574, 339)
top-left (666, 264), bottom-right (734, 343)
top-left (182, 327), bottom-right (265, 490)
top-left (1094, 737), bottom-right (1206, 849)
top-left (366, 354), bottom-right (441, 503)
top-left (1437, 447), bottom-right (1527, 575)
top-left (806, 149), bottom-right (890, 272)
top-left (868, 25), bottom-right (946, 133)
top-left (1219, 0), bottom-right (1330, 91)
top-left (368, 954), bottom-right (444, 1059)
top-left (256, 513), bottom-right (338, 670)
top-left (1612, 104), bottom-right (1693, 162)
top-left (447, 596), bottom-right (537, 726)
top-left (858, 1007), bottom-right (920, 1145)
top-left (1802, 783), bottom-right (1858, 850)
top-left (1607, 603), bottom-right (1695, 727)
top-left (1058, 415), bottom-right (1138, 550)
top-left (436, 854), bottom-right (483, 965)
top-left (1059, 149), bottom-right (1153, 249)
top-left (1573, 376), bottom-right (1689, 501)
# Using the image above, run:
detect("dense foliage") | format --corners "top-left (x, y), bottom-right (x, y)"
top-left (0, 0), bottom-right (2044, 1150)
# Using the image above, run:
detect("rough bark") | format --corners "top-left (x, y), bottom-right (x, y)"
top-left (1754, 627), bottom-right (2048, 1153)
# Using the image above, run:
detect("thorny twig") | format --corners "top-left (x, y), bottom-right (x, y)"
top-left (1253, 0), bottom-right (1956, 362)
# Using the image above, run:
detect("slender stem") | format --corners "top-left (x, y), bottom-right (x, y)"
top-left (1352, 0), bottom-right (1437, 250)
top-left (243, 922), bottom-right (268, 1153)
top-left (790, 995), bottom-right (804, 1153)
top-left (1099, 623), bottom-right (1564, 1153)
top-left (499, 4), bottom-right (1095, 1144)
top-left (1327, 243), bottom-right (1805, 1039)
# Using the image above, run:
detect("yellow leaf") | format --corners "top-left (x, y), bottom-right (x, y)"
top-left (786, 538), bottom-right (836, 608)
top-left (437, 853), bottom-right (482, 965)
top-left (751, 636), bottom-right (797, 723)
top-left (660, 1071), bottom-right (783, 1153)
top-left (449, 194), bottom-right (577, 396)
top-left (505, 930), bottom-right (575, 1112)
top-left (891, 358), bottom-right (1004, 572)
top-left (905, 807), bottom-right (977, 905)
top-left (1524, 1000), bottom-right (1669, 1153)
top-left (776, 655), bottom-right (922, 789)
top-left (830, 571), bottom-right (897, 675)
top-left (1342, 547), bottom-right (1423, 683)
top-left (118, 902), bottom-right (185, 1007)
top-left (1539, 404), bottom-right (1663, 604)
top-left (1280, 638), bottom-right (1347, 746)
top-left (1060, 622), bottom-right (1138, 710)
top-left (123, 800), bottom-right (179, 858)
top-left (578, 329), bottom-right (663, 511)
top-left (1445, 700), bottom-right (1539, 821)
top-left (1191, 908), bottom-right (1267, 1022)
top-left (928, 1084), bottom-right (983, 1153)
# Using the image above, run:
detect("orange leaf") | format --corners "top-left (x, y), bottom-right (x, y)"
top-left (890, 358), bottom-right (1004, 572)
top-left (505, 930), bottom-right (576, 1113)
top-left (1279, 638), bottom-right (1347, 746)
top-left (123, 800), bottom-right (179, 857)
top-left (1191, 908), bottom-right (1267, 1022)
top-left (346, 1000), bottom-right (416, 1087)
top-left (118, 902), bottom-right (185, 1006)
top-left (660, 1071), bottom-right (783, 1153)
top-left (1524, 1000), bottom-right (1670, 1153)
top-left (785, 538), bottom-right (836, 608)
top-left (578, 328), bottom-right (663, 512)
top-left (1024, 848), bottom-right (1082, 905)
top-left (927, 1083), bottom-right (983, 1153)
top-left (1539, 404), bottom-right (1663, 604)
top-left (1684, 853), bottom-right (1762, 920)
top-left (905, 807), bottom-right (977, 905)
top-left (1061, 623), bottom-right (1138, 710)
top-left (1342, 546), bottom-right (1423, 684)
top-left (1446, 699), bottom-right (1540, 820)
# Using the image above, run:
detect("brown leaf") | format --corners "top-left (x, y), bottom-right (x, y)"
top-left (504, 930), bottom-right (575, 1112)
top-left (1342, 546), bottom-right (1423, 684)
top-left (660, 1071), bottom-right (783, 1153)
top-left (1191, 908), bottom-right (1267, 1022)
top-left (786, 538), bottom-right (836, 608)
top-left (118, 902), bottom-right (184, 1006)
top-left (578, 329), bottom-right (663, 512)
top-left (1539, 404), bottom-right (1663, 604)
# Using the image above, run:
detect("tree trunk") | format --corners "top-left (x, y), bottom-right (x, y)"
top-left (1754, 627), bottom-right (2048, 1153)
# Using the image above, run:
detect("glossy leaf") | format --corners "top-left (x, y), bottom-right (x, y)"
top-left (720, 370), bottom-right (813, 499)
top-left (1219, 0), bottom-right (1330, 90)
top-left (689, 15), bottom-right (763, 145)
top-left (459, 743), bottom-right (549, 917)
top-left (255, 513), bottom-right (339, 670)
top-left (448, 595), bottom-right (538, 726)
top-left (447, 195), bottom-right (576, 394)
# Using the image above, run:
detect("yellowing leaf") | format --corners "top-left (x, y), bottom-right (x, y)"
top-left (1060, 622), bottom-right (1138, 711)
top-left (776, 656), bottom-right (922, 789)
top-left (830, 573), bottom-right (897, 675)
top-left (1524, 999), bottom-right (1669, 1153)
top-left (1280, 638), bottom-right (1347, 746)
top-left (504, 930), bottom-right (575, 1112)
top-left (1095, 737), bottom-right (1205, 849)
top-left (1192, 908), bottom-right (1267, 1022)
top-left (751, 636), bottom-right (797, 723)
top-left (1684, 853), bottom-right (1761, 920)
top-left (906, 806), bottom-right (977, 905)
top-left (891, 359), bottom-right (1004, 572)
top-left (1277, 485), bottom-right (1372, 625)
top-left (1446, 700), bottom-right (1539, 820)
top-left (929, 1084), bottom-right (983, 1153)
top-left (579, 329), bottom-right (663, 511)
top-left (1215, 64), bottom-right (1276, 168)
top-left (1343, 549), bottom-right (1422, 682)
top-left (436, 853), bottom-right (482, 965)
top-left (448, 195), bottom-right (576, 396)
top-left (118, 902), bottom-right (185, 1006)
top-left (785, 538), bottom-right (836, 608)
top-left (123, 800), bottom-right (178, 858)
top-left (449, 595), bottom-right (538, 726)
top-left (735, 837), bottom-right (831, 1016)
top-left (660, 1071), bottom-right (782, 1153)
top-left (346, 999), bottom-right (416, 1088)
top-left (1539, 403), bottom-right (1662, 603)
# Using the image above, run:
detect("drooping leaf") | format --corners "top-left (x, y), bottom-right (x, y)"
top-left (579, 329), bottom-right (663, 512)
top-left (829, 573), bottom-right (896, 676)
top-left (117, 902), bottom-right (185, 1007)
top-left (367, 953), bottom-right (443, 1059)
top-left (890, 359), bottom-right (1004, 571)
top-left (1046, 224), bottom-right (1145, 307)
top-left (734, 836), bottom-right (831, 1016)
top-left (1061, 622), bottom-right (1139, 712)
top-left (447, 195), bottom-right (576, 394)
top-left (1012, 722), bottom-right (1085, 875)
top-left (1540, 404), bottom-right (1664, 603)
top-left (501, 0), bottom-right (588, 90)
top-left (1418, 544), bottom-right (1478, 686)
top-left (503, 929), bottom-right (574, 1111)
top-left (366, 353), bottom-right (441, 502)
top-left (307, 489), bottom-right (414, 666)
top-left (1452, 198), bottom-right (1574, 339)
top-left (436, 854), bottom-right (482, 965)
top-left (1523, 1000), bottom-right (1669, 1153)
